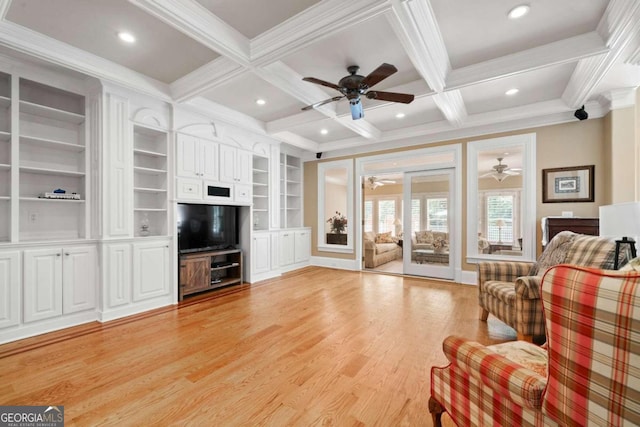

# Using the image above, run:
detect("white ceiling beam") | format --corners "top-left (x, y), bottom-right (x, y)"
top-left (0, 0), bottom-right (11, 20)
top-left (267, 111), bottom-right (327, 135)
top-left (432, 90), bottom-right (467, 127)
top-left (171, 57), bottom-right (245, 103)
top-left (562, 0), bottom-right (640, 108)
top-left (129, 0), bottom-right (250, 66)
top-left (336, 116), bottom-right (382, 140)
top-left (447, 32), bottom-right (609, 90)
top-left (186, 97), bottom-right (266, 135)
top-left (251, 0), bottom-right (390, 66)
top-left (269, 131), bottom-right (320, 152)
top-left (0, 21), bottom-right (171, 100)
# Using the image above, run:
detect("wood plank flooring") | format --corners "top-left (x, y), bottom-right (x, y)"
top-left (0, 267), bottom-right (516, 426)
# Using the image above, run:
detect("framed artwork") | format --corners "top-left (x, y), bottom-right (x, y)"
top-left (542, 165), bottom-right (594, 203)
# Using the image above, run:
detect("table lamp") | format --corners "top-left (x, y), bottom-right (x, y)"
top-left (495, 219), bottom-right (506, 244)
top-left (599, 202), bottom-right (640, 269)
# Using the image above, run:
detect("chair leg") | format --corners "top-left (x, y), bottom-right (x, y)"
top-left (428, 396), bottom-right (444, 427)
top-left (479, 307), bottom-right (489, 321)
top-left (517, 332), bottom-right (533, 342)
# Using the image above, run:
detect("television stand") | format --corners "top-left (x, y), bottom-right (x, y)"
top-left (179, 248), bottom-right (243, 301)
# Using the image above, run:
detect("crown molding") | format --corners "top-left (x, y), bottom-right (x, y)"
top-left (447, 32), bottom-right (609, 90)
top-left (185, 97), bottom-right (266, 136)
top-left (250, 0), bottom-right (389, 66)
top-left (266, 110), bottom-right (326, 135)
top-left (597, 87), bottom-right (638, 110)
top-left (170, 57), bottom-right (245, 102)
top-left (627, 44), bottom-right (640, 66)
top-left (0, 21), bottom-right (171, 100)
top-left (388, 0), bottom-right (448, 92)
top-left (129, 0), bottom-right (250, 66)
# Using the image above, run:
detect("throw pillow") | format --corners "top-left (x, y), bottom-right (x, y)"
top-left (363, 231), bottom-right (376, 242)
top-left (529, 231), bottom-right (579, 276)
top-left (415, 230), bottom-right (433, 244)
top-left (375, 232), bottom-right (395, 244)
top-left (620, 256), bottom-right (640, 271)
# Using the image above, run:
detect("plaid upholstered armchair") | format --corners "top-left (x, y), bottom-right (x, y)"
top-left (477, 231), bottom-right (625, 341)
top-left (430, 264), bottom-right (640, 426)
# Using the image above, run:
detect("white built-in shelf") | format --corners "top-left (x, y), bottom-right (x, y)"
top-left (133, 166), bottom-right (166, 175)
top-left (0, 164), bottom-right (10, 171)
top-left (253, 208), bottom-right (268, 212)
top-left (20, 135), bottom-right (85, 152)
top-left (0, 196), bottom-right (10, 200)
top-left (286, 180), bottom-right (300, 184)
top-left (253, 168), bottom-right (268, 173)
top-left (0, 96), bottom-right (10, 108)
top-left (20, 166), bottom-right (85, 177)
top-left (20, 197), bottom-right (85, 203)
top-left (134, 208), bottom-right (167, 212)
top-left (134, 148), bottom-right (167, 158)
top-left (134, 187), bottom-right (167, 194)
top-left (253, 194), bottom-right (268, 198)
top-left (0, 131), bottom-right (10, 141)
top-left (287, 164), bottom-right (300, 170)
top-left (253, 182), bottom-right (268, 187)
top-left (20, 100), bottom-right (85, 124)
top-left (287, 194), bottom-right (301, 198)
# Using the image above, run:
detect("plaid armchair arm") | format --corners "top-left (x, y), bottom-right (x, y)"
top-left (477, 261), bottom-right (534, 289)
top-left (442, 336), bottom-right (547, 409)
top-left (514, 276), bottom-right (543, 299)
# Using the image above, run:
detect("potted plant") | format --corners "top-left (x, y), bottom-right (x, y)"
top-left (327, 211), bottom-right (347, 234)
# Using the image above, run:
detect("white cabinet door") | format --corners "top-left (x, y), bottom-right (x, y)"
top-left (133, 241), bottom-right (170, 302)
top-left (252, 233), bottom-right (271, 275)
top-left (105, 243), bottom-right (132, 308)
top-left (24, 248), bottom-right (63, 323)
top-left (236, 149), bottom-right (253, 184)
top-left (62, 246), bottom-right (97, 314)
top-left (294, 229), bottom-right (311, 263)
top-left (176, 134), bottom-right (200, 178)
top-left (219, 144), bottom-right (236, 183)
top-left (0, 251), bottom-right (20, 329)
top-left (200, 140), bottom-right (219, 180)
top-left (234, 184), bottom-right (252, 204)
top-left (176, 178), bottom-right (203, 200)
top-left (280, 231), bottom-right (295, 266)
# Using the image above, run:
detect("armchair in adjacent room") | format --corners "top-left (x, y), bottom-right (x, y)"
top-left (430, 264), bottom-right (640, 427)
top-left (477, 231), bottom-right (627, 341)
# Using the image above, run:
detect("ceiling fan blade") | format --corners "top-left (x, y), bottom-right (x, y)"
top-left (302, 77), bottom-right (342, 92)
top-left (361, 63), bottom-right (397, 88)
top-left (365, 90), bottom-right (414, 104)
top-left (379, 180), bottom-right (396, 184)
top-left (301, 96), bottom-right (344, 111)
top-left (504, 170), bottom-right (520, 176)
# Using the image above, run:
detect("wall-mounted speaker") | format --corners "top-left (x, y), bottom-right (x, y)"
top-left (316, 152), bottom-right (322, 159)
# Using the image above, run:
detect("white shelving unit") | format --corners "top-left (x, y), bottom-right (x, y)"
top-left (133, 124), bottom-right (168, 237)
top-left (280, 153), bottom-right (302, 229)
top-left (18, 78), bottom-right (87, 242)
top-left (0, 72), bottom-right (10, 242)
top-left (252, 155), bottom-right (269, 231)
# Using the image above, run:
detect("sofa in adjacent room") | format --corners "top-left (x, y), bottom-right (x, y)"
top-left (363, 231), bottom-right (402, 268)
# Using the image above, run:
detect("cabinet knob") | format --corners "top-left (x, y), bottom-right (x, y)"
top-left (65, 252), bottom-right (70, 256)
top-left (56, 253), bottom-right (61, 257)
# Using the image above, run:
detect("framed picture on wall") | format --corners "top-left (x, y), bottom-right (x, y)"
top-left (542, 165), bottom-right (595, 203)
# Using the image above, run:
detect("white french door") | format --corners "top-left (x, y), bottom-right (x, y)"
top-left (402, 169), bottom-right (455, 280)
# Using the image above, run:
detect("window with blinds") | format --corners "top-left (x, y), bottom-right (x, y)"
top-left (427, 198), bottom-right (447, 232)
top-left (486, 194), bottom-right (514, 242)
top-left (364, 200), bottom-right (373, 232)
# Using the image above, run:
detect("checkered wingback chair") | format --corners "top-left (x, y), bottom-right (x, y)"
top-left (477, 231), bottom-right (624, 341)
top-left (429, 264), bottom-right (640, 427)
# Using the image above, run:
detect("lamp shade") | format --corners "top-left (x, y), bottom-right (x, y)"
top-left (495, 219), bottom-right (506, 227)
top-left (393, 218), bottom-right (402, 226)
top-left (599, 202), bottom-right (640, 239)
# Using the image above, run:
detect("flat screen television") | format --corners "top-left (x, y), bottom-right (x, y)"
top-left (177, 203), bottom-right (238, 253)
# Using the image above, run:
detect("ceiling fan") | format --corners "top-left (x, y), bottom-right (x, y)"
top-left (367, 176), bottom-right (396, 190)
top-left (481, 157), bottom-right (521, 182)
top-left (301, 63), bottom-right (415, 120)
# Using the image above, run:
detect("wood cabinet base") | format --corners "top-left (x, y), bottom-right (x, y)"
top-left (179, 249), bottom-right (242, 300)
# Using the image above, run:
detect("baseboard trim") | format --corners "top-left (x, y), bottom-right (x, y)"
top-left (310, 256), bottom-right (359, 270)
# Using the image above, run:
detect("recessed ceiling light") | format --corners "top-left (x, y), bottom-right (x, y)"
top-left (320, 129), bottom-right (328, 135)
top-left (505, 88), bottom-right (519, 96)
top-left (118, 31), bottom-right (136, 43)
top-left (507, 4), bottom-right (530, 19)
top-left (255, 99), bottom-right (266, 106)
top-left (395, 112), bottom-right (406, 119)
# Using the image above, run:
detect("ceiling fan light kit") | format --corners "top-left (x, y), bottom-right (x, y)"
top-left (481, 157), bottom-right (521, 182)
top-left (302, 63), bottom-right (415, 120)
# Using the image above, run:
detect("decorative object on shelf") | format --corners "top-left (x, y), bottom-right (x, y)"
top-left (39, 189), bottom-right (81, 200)
top-left (327, 211), bottom-right (347, 234)
top-left (326, 233), bottom-right (347, 245)
top-left (599, 202), bottom-right (640, 269)
top-left (542, 165), bottom-right (594, 203)
top-left (495, 219), bottom-right (506, 244)
top-left (140, 213), bottom-right (150, 237)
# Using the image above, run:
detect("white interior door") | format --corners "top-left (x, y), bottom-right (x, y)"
top-left (403, 169), bottom-right (455, 280)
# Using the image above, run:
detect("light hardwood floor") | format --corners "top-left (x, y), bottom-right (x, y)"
top-left (0, 267), bottom-right (516, 426)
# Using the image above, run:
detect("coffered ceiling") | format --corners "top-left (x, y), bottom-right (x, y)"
top-left (1, 0), bottom-right (638, 157)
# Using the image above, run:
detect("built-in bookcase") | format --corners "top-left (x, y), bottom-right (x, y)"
top-left (280, 154), bottom-right (302, 229)
top-left (18, 78), bottom-right (87, 241)
top-left (133, 124), bottom-right (168, 237)
top-left (252, 155), bottom-right (269, 230)
top-left (0, 72), bottom-right (10, 242)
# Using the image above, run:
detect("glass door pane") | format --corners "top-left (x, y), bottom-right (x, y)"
top-left (403, 169), bottom-right (455, 280)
